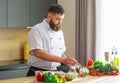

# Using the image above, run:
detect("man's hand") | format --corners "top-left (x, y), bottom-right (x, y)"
top-left (62, 57), bottom-right (77, 65)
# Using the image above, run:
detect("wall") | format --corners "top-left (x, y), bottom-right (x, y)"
top-left (0, 0), bottom-right (76, 61)
top-left (58, 0), bottom-right (76, 58)
top-left (0, 28), bottom-right (30, 61)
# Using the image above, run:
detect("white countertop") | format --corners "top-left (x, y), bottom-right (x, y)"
top-left (0, 75), bottom-right (120, 83)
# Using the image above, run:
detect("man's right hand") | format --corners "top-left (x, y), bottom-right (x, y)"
top-left (62, 57), bottom-right (77, 65)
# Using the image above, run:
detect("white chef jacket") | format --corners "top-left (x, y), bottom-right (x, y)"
top-left (28, 19), bottom-right (66, 70)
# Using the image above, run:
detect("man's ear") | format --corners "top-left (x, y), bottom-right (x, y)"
top-left (47, 13), bottom-right (52, 19)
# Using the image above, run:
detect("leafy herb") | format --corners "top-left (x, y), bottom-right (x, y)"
top-left (93, 61), bottom-right (104, 72)
top-left (86, 60), bottom-right (119, 75)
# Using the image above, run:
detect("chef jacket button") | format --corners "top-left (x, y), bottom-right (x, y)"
top-left (59, 38), bottom-right (61, 40)
top-left (51, 38), bottom-right (53, 39)
top-left (60, 48), bottom-right (62, 49)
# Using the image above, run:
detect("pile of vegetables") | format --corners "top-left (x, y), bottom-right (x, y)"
top-left (86, 59), bottom-right (119, 76)
top-left (36, 71), bottom-right (75, 83)
top-left (43, 72), bottom-right (61, 83)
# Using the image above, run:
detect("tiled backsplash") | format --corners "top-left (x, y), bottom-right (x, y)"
top-left (0, 28), bottom-right (30, 61)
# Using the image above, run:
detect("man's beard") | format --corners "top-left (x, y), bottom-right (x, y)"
top-left (49, 19), bottom-right (61, 31)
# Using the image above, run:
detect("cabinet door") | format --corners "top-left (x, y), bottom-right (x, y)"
top-left (0, 68), bottom-right (29, 80)
top-left (0, 0), bottom-right (7, 27)
top-left (30, 0), bottom-right (57, 26)
top-left (8, 0), bottom-right (30, 27)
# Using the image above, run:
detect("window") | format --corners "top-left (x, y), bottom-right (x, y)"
top-left (96, 0), bottom-right (120, 62)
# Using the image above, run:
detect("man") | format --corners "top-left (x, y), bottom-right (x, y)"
top-left (27, 4), bottom-right (77, 76)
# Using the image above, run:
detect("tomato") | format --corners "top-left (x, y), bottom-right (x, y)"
top-left (90, 72), bottom-right (97, 76)
top-left (89, 70), bottom-right (104, 76)
top-left (108, 71), bottom-right (119, 75)
top-left (115, 71), bottom-right (119, 75)
top-left (89, 70), bottom-right (96, 76)
top-left (111, 71), bottom-right (117, 74)
top-left (90, 70), bottom-right (94, 73)
top-left (86, 59), bottom-right (93, 66)
top-left (36, 72), bottom-right (44, 81)
top-left (111, 71), bottom-right (119, 75)
top-left (108, 71), bottom-right (112, 75)
top-left (97, 72), bottom-right (104, 76)
top-left (101, 72), bottom-right (105, 75)
top-left (97, 73), bottom-right (102, 76)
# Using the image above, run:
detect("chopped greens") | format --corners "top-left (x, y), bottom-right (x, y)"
top-left (86, 60), bottom-right (119, 75)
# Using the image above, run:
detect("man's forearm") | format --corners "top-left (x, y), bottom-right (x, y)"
top-left (33, 49), bottom-right (77, 65)
top-left (34, 49), bottom-right (65, 63)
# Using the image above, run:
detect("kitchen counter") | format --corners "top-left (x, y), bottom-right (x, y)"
top-left (0, 60), bottom-right (29, 80)
top-left (0, 75), bottom-right (120, 83)
top-left (0, 60), bottom-right (29, 71)
top-left (0, 60), bottom-right (120, 83)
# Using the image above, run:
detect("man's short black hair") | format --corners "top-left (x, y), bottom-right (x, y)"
top-left (48, 4), bottom-right (65, 15)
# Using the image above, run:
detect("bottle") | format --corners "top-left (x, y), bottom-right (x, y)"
top-left (114, 48), bottom-right (119, 68)
top-left (23, 42), bottom-right (29, 60)
top-left (110, 48), bottom-right (114, 66)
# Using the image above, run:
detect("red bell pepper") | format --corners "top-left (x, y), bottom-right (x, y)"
top-left (86, 59), bottom-right (93, 66)
top-left (36, 72), bottom-right (44, 81)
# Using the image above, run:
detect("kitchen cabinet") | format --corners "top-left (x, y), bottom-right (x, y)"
top-left (8, 0), bottom-right (30, 27)
top-left (0, 0), bottom-right (7, 27)
top-left (0, 0), bottom-right (58, 28)
top-left (30, 0), bottom-right (58, 26)
top-left (0, 60), bottom-right (29, 80)
top-left (0, 68), bottom-right (29, 80)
